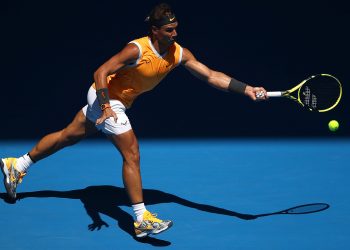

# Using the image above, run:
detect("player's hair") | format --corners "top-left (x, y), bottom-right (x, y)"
top-left (145, 3), bottom-right (177, 28)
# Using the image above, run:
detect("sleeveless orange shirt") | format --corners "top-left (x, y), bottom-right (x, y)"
top-left (93, 36), bottom-right (183, 108)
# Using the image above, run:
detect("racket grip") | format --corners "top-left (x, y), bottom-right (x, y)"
top-left (266, 91), bottom-right (283, 97)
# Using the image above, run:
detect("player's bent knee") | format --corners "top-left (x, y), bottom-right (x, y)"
top-left (124, 148), bottom-right (140, 166)
top-left (127, 151), bottom-right (140, 165)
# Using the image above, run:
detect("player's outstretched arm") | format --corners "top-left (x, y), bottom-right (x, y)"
top-left (181, 48), bottom-right (267, 101)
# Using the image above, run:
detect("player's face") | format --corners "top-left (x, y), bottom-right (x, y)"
top-left (155, 22), bottom-right (178, 45)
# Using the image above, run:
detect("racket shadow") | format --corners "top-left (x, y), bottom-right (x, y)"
top-left (254, 203), bottom-right (330, 218)
top-left (0, 185), bottom-right (257, 245)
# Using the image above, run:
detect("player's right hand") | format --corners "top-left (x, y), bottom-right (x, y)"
top-left (96, 108), bottom-right (118, 125)
top-left (245, 86), bottom-right (268, 101)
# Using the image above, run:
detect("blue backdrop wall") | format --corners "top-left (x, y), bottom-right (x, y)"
top-left (1, 0), bottom-right (349, 138)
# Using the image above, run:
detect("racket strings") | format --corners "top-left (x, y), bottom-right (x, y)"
top-left (299, 76), bottom-right (341, 111)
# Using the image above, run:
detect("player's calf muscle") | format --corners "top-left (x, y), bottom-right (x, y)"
top-left (59, 128), bottom-right (85, 147)
top-left (30, 129), bottom-right (83, 161)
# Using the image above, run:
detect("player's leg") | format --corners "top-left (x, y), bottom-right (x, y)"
top-left (87, 84), bottom-right (173, 237)
top-left (107, 130), bottom-right (142, 204)
top-left (107, 130), bottom-right (173, 238)
top-left (80, 87), bottom-right (170, 237)
top-left (1, 110), bottom-right (98, 200)
top-left (29, 110), bottom-right (98, 162)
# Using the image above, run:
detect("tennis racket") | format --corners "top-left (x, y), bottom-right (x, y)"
top-left (255, 203), bottom-right (330, 218)
top-left (257, 74), bottom-right (342, 112)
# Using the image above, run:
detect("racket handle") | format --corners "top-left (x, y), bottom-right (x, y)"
top-left (266, 91), bottom-right (283, 97)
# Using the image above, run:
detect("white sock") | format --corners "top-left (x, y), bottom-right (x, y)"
top-left (16, 153), bottom-right (34, 173)
top-left (132, 202), bottom-right (147, 222)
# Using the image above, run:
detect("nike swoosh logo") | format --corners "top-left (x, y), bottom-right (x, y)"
top-left (169, 17), bottom-right (175, 21)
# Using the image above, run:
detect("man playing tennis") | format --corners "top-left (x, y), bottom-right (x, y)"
top-left (1, 3), bottom-right (267, 238)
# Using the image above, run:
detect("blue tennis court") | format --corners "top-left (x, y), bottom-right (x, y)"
top-left (1, 138), bottom-right (349, 249)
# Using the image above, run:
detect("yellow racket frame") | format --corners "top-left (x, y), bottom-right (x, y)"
top-left (282, 74), bottom-right (342, 112)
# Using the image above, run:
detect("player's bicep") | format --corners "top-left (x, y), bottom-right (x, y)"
top-left (98, 43), bottom-right (140, 75)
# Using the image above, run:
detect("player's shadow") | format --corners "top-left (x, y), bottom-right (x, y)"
top-left (0, 185), bottom-right (256, 246)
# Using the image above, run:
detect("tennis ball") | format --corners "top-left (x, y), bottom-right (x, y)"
top-left (328, 120), bottom-right (339, 132)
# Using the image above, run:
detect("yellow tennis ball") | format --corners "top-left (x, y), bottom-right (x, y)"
top-left (328, 120), bottom-right (339, 132)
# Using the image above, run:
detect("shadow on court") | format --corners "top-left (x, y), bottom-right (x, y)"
top-left (0, 185), bottom-right (257, 246)
top-left (0, 186), bottom-right (331, 246)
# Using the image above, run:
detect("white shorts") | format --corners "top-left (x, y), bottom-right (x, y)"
top-left (82, 86), bottom-right (132, 135)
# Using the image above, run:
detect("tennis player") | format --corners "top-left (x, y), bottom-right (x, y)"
top-left (1, 3), bottom-right (267, 238)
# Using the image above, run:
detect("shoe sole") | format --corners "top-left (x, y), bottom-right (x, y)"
top-left (135, 231), bottom-right (149, 238)
top-left (0, 159), bottom-right (16, 200)
top-left (135, 221), bottom-right (173, 238)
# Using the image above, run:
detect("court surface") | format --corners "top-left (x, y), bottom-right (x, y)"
top-left (1, 138), bottom-right (349, 249)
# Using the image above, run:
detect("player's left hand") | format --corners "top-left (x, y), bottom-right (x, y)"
top-left (245, 86), bottom-right (268, 101)
top-left (96, 108), bottom-right (118, 125)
